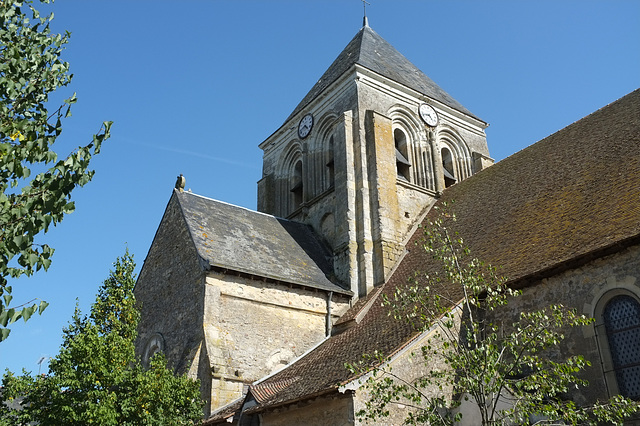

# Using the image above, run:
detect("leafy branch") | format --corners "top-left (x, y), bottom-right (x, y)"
top-left (0, 0), bottom-right (111, 341)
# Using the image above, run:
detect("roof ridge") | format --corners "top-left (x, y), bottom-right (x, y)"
top-left (175, 189), bottom-right (307, 224)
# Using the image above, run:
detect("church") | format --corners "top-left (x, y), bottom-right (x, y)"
top-left (134, 17), bottom-right (640, 425)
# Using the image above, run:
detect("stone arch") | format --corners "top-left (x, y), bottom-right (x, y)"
top-left (143, 332), bottom-right (165, 368)
top-left (438, 126), bottom-right (473, 186)
top-left (315, 113), bottom-right (339, 194)
top-left (387, 105), bottom-right (422, 145)
top-left (387, 105), bottom-right (434, 189)
top-left (277, 141), bottom-right (304, 216)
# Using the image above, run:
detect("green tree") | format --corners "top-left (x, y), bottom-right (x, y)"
top-left (0, 251), bottom-right (203, 425)
top-left (350, 207), bottom-right (638, 425)
top-left (0, 0), bottom-right (112, 341)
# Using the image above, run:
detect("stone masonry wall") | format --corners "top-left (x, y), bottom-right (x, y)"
top-left (356, 75), bottom-right (489, 294)
top-left (134, 192), bottom-right (207, 391)
top-left (261, 393), bottom-right (355, 426)
top-left (498, 244), bottom-right (640, 405)
top-left (203, 272), bottom-right (350, 412)
top-left (351, 311), bottom-right (459, 425)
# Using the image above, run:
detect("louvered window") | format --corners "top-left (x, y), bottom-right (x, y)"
top-left (603, 295), bottom-right (640, 399)
top-left (394, 128), bottom-right (410, 181)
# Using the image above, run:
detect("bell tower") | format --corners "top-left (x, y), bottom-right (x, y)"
top-left (257, 22), bottom-right (493, 299)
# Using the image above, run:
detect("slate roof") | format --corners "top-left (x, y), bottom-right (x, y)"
top-left (175, 191), bottom-right (351, 295)
top-left (218, 89), bottom-right (640, 416)
top-left (286, 25), bottom-right (482, 124)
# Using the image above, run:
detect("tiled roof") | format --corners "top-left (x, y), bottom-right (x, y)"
top-left (239, 89), bottom-right (640, 413)
top-left (437, 88), bottom-right (640, 286)
top-left (203, 397), bottom-right (244, 424)
top-left (175, 191), bottom-right (351, 295)
top-left (286, 25), bottom-right (482, 124)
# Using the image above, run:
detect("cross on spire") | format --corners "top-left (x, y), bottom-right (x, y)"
top-left (362, 0), bottom-right (370, 27)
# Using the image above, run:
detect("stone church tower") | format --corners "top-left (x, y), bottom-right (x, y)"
top-left (257, 21), bottom-right (492, 298)
top-left (135, 20), bottom-right (493, 417)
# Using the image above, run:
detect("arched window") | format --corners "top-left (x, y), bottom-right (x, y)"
top-left (438, 128), bottom-right (473, 188)
top-left (603, 295), bottom-right (640, 399)
top-left (143, 333), bottom-right (165, 368)
top-left (278, 142), bottom-right (304, 216)
top-left (441, 147), bottom-right (457, 188)
top-left (394, 128), bottom-right (411, 181)
top-left (290, 160), bottom-right (303, 210)
top-left (326, 136), bottom-right (335, 189)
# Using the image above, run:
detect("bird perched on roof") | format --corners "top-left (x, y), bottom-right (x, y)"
top-left (175, 174), bottom-right (186, 192)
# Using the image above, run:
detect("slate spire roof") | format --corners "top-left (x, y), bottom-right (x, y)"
top-left (286, 24), bottom-right (482, 123)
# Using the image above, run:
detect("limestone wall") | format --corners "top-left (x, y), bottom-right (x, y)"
top-left (347, 310), bottom-right (458, 426)
top-left (498, 244), bottom-right (640, 404)
top-left (261, 393), bottom-right (355, 426)
top-left (135, 194), bottom-right (205, 374)
top-left (203, 272), bottom-right (351, 411)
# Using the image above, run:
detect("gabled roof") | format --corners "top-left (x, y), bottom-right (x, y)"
top-left (224, 89), bottom-right (640, 415)
top-left (286, 25), bottom-right (482, 123)
top-left (175, 191), bottom-right (351, 295)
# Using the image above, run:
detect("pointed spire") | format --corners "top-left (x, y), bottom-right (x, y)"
top-left (362, 0), bottom-right (370, 28)
top-left (284, 18), bottom-right (481, 123)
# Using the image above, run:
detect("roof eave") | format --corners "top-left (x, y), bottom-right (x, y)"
top-left (507, 232), bottom-right (640, 290)
top-left (205, 263), bottom-right (353, 296)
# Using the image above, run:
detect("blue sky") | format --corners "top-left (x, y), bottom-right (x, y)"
top-left (1, 0), bottom-right (639, 374)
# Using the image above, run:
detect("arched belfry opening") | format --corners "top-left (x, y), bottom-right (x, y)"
top-left (394, 128), bottom-right (411, 181)
top-left (326, 135), bottom-right (335, 189)
top-left (291, 160), bottom-right (303, 210)
top-left (441, 147), bottom-right (457, 188)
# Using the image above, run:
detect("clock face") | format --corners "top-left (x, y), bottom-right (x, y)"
top-left (298, 113), bottom-right (314, 139)
top-left (419, 103), bottom-right (439, 127)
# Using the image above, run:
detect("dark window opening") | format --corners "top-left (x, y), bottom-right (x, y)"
top-left (290, 160), bottom-right (303, 210)
top-left (326, 136), bottom-right (335, 188)
top-left (441, 147), bottom-right (457, 188)
top-left (604, 295), bottom-right (640, 399)
top-left (394, 129), bottom-right (410, 181)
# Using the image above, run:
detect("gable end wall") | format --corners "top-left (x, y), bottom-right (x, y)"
top-left (135, 193), bottom-right (206, 378)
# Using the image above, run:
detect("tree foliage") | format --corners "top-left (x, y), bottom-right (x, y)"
top-left (0, 251), bottom-right (203, 425)
top-left (350, 206), bottom-right (638, 425)
top-left (0, 0), bottom-right (112, 341)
